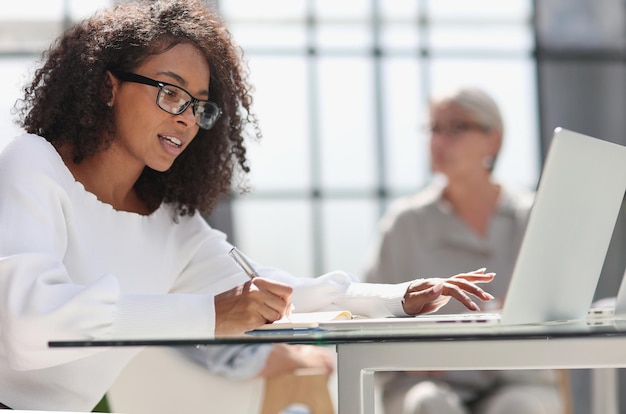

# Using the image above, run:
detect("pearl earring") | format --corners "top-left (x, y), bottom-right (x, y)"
top-left (482, 155), bottom-right (494, 170)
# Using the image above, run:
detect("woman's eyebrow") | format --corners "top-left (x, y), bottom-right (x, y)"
top-left (158, 70), bottom-right (209, 97)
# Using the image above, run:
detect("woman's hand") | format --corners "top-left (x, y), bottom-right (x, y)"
top-left (257, 343), bottom-right (335, 378)
top-left (214, 278), bottom-right (293, 335)
top-left (401, 268), bottom-right (495, 315)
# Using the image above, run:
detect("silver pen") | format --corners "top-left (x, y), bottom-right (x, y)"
top-left (228, 246), bottom-right (294, 317)
top-left (228, 247), bottom-right (259, 279)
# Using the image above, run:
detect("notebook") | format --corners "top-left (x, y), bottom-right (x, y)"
top-left (320, 128), bottom-right (626, 331)
top-left (253, 310), bottom-right (353, 330)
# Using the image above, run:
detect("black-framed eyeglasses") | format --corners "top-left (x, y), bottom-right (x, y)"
top-left (110, 70), bottom-right (222, 130)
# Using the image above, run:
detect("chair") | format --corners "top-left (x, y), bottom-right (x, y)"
top-left (557, 369), bottom-right (573, 414)
top-left (107, 346), bottom-right (336, 414)
top-left (261, 368), bottom-right (334, 414)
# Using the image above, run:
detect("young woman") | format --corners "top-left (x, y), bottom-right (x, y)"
top-left (0, 1), bottom-right (494, 410)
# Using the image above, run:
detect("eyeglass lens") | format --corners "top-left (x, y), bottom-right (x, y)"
top-left (428, 122), bottom-right (485, 137)
top-left (157, 84), bottom-right (220, 130)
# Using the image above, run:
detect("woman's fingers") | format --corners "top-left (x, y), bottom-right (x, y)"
top-left (252, 278), bottom-right (293, 319)
top-left (440, 283), bottom-right (481, 311)
top-left (402, 283), bottom-right (450, 314)
top-left (450, 269), bottom-right (496, 284)
top-left (214, 278), bottom-right (294, 335)
top-left (403, 269), bottom-right (497, 315)
top-left (445, 273), bottom-right (496, 302)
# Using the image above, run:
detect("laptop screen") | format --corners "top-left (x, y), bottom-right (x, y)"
top-left (500, 128), bottom-right (626, 325)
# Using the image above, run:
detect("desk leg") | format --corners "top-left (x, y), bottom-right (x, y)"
top-left (591, 368), bottom-right (618, 414)
top-left (362, 370), bottom-right (376, 414)
top-left (337, 344), bottom-right (377, 414)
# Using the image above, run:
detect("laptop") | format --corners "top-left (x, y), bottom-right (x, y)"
top-left (587, 267), bottom-right (626, 319)
top-left (321, 128), bottom-right (626, 330)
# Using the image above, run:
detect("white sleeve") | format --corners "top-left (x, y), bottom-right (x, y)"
top-left (0, 142), bottom-right (116, 369)
top-left (257, 267), bottom-right (411, 318)
top-left (178, 344), bottom-right (274, 380)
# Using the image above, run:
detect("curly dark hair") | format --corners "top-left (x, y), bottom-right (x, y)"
top-left (16, 0), bottom-right (260, 217)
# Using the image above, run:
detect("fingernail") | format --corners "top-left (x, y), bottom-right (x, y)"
top-left (472, 302), bottom-right (481, 311)
top-left (476, 267), bottom-right (486, 273)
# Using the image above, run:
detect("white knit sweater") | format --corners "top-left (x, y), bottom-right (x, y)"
top-left (0, 134), bottom-right (408, 410)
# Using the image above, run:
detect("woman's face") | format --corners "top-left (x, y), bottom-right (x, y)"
top-left (109, 42), bottom-right (210, 172)
top-left (428, 102), bottom-right (499, 181)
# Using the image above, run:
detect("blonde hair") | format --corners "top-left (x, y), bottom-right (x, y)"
top-left (431, 87), bottom-right (504, 136)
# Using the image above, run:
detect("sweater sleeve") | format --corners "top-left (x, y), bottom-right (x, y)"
top-left (260, 268), bottom-right (411, 318)
top-left (0, 139), bottom-right (113, 369)
top-left (178, 344), bottom-right (274, 380)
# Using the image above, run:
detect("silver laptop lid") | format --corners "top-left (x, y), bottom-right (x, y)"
top-left (613, 269), bottom-right (626, 317)
top-left (501, 128), bottom-right (626, 325)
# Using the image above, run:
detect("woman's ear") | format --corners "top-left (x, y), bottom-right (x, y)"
top-left (106, 71), bottom-right (120, 107)
top-left (487, 130), bottom-right (503, 158)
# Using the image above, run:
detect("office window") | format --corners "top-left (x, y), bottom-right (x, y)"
top-left (221, 0), bottom-right (538, 278)
top-left (0, 1), bottom-right (539, 280)
top-left (0, 1), bottom-right (111, 150)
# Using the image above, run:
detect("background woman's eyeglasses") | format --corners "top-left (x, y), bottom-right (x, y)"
top-left (425, 121), bottom-right (488, 138)
top-left (110, 71), bottom-right (222, 130)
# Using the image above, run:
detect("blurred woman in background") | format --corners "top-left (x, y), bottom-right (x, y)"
top-left (364, 87), bottom-right (563, 414)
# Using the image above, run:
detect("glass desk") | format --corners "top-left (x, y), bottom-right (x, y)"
top-left (50, 318), bottom-right (626, 414)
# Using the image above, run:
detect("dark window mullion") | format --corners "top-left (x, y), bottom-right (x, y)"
top-left (372, 0), bottom-right (388, 218)
top-left (306, 0), bottom-right (325, 276)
